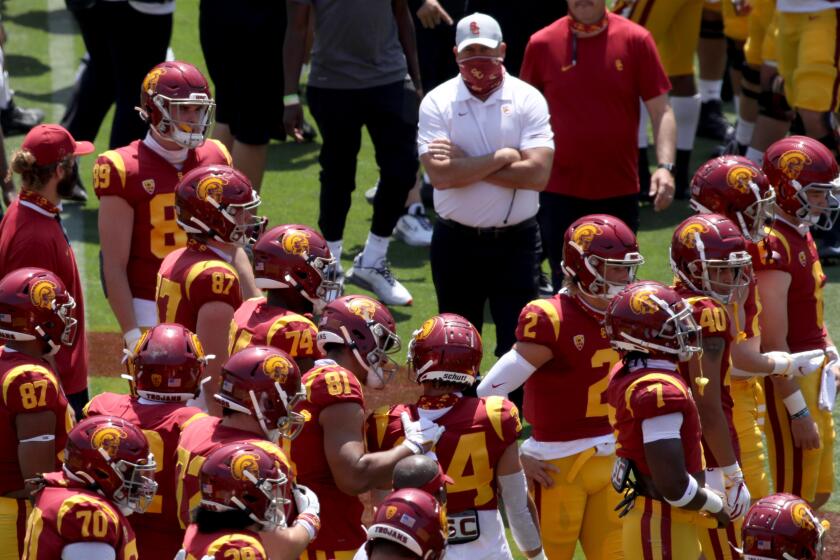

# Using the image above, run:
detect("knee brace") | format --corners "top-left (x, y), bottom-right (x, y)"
top-left (741, 65), bottom-right (760, 100)
top-left (726, 38), bottom-right (746, 74)
top-left (758, 75), bottom-right (794, 122)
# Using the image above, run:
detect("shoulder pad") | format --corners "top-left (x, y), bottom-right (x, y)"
top-left (2, 364), bottom-right (62, 413)
top-left (483, 396), bottom-right (522, 443)
top-left (515, 298), bottom-right (562, 345)
top-left (55, 494), bottom-right (122, 545)
top-left (624, 373), bottom-right (691, 420)
top-left (303, 365), bottom-right (365, 408)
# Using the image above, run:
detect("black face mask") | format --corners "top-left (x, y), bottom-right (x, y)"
top-left (57, 159), bottom-right (79, 198)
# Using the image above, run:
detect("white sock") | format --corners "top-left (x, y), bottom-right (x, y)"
top-left (733, 95), bottom-right (740, 115)
top-left (746, 146), bottom-right (764, 166)
top-left (326, 240), bottom-right (343, 263)
top-left (735, 120), bottom-right (755, 146)
top-left (671, 94), bottom-right (702, 151)
top-left (407, 202), bottom-right (424, 215)
top-left (638, 101), bottom-right (650, 147)
top-left (698, 79), bottom-right (723, 103)
top-left (361, 232), bottom-right (390, 268)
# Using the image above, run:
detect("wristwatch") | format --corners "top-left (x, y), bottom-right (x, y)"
top-left (657, 162), bottom-right (675, 173)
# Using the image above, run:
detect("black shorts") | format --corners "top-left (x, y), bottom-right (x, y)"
top-left (199, 0), bottom-right (285, 145)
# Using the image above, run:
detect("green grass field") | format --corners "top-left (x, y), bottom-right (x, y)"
top-left (4, 1), bottom-right (840, 556)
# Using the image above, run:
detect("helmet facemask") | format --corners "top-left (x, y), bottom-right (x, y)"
top-left (739, 185), bottom-right (776, 242)
top-left (579, 250), bottom-right (644, 300)
top-left (286, 254), bottom-right (341, 314)
top-left (205, 468), bottom-right (291, 531)
top-left (792, 179), bottom-right (840, 231)
top-left (152, 93), bottom-right (216, 149)
top-left (610, 294), bottom-right (703, 362)
top-left (104, 451), bottom-right (158, 514)
top-left (224, 196), bottom-right (267, 247)
top-left (346, 322), bottom-right (401, 390)
top-left (674, 240), bottom-right (753, 305)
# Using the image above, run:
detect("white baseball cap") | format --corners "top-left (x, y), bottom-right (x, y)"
top-left (455, 13), bottom-right (502, 52)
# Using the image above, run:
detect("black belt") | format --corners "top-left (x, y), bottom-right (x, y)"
top-left (437, 216), bottom-right (537, 239)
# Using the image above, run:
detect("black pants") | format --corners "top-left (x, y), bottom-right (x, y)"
top-left (307, 81), bottom-right (419, 241)
top-left (199, 0), bottom-right (285, 145)
top-left (67, 388), bottom-right (90, 423)
top-left (62, 2), bottom-right (172, 148)
top-left (538, 192), bottom-right (640, 290)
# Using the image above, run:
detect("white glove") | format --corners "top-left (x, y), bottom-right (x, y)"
top-left (123, 328), bottom-right (142, 352)
top-left (786, 349), bottom-right (827, 377)
top-left (293, 483), bottom-right (320, 517)
top-left (400, 411), bottom-right (445, 455)
top-left (722, 464), bottom-right (750, 520)
top-left (819, 346), bottom-right (838, 411)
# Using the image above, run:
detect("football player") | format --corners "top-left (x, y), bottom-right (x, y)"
top-left (157, 163), bottom-right (265, 413)
top-left (756, 136), bottom-right (839, 509)
top-left (606, 281), bottom-right (730, 559)
top-left (177, 442), bottom-right (321, 560)
top-left (95, 61), bottom-right (235, 352)
top-left (83, 323), bottom-right (207, 558)
top-left (174, 345), bottom-right (304, 529)
top-left (0, 268), bottom-right (76, 560)
top-left (363, 489), bottom-right (447, 560)
top-left (368, 313), bottom-right (543, 560)
top-left (289, 295), bottom-right (443, 560)
top-left (740, 493), bottom-right (829, 560)
top-left (229, 224), bottom-right (339, 371)
top-left (21, 415), bottom-right (157, 560)
top-left (476, 214), bottom-right (643, 559)
top-left (689, 156), bottom-right (825, 505)
top-left (619, 0), bottom-right (704, 196)
top-left (670, 213), bottom-right (754, 557)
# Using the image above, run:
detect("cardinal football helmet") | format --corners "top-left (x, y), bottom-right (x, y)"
top-left (0, 267), bottom-right (77, 355)
top-left (741, 493), bottom-right (828, 560)
top-left (407, 313), bottom-right (482, 387)
top-left (175, 164), bottom-right (266, 246)
top-left (199, 442), bottom-right (293, 531)
top-left (763, 136), bottom-right (840, 230)
top-left (317, 295), bottom-right (401, 389)
top-left (63, 415), bottom-right (157, 513)
top-left (690, 155), bottom-right (776, 242)
top-left (365, 489), bottom-right (447, 560)
top-left (214, 346), bottom-right (305, 442)
top-left (138, 61), bottom-right (215, 149)
top-left (670, 214), bottom-right (752, 304)
top-left (605, 281), bottom-right (702, 362)
top-left (561, 214), bottom-right (644, 299)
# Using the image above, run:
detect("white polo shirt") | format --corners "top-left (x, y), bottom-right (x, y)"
top-left (418, 75), bottom-right (554, 228)
top-left (777, 0), bottom-right (840, 12)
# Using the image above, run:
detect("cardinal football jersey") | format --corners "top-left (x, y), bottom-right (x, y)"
top-left (228, 297), bottom-right (321, 362)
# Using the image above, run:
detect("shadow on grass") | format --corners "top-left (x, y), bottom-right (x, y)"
top-left (7, 8), bottom-right (77, 34)
top-left (5, 53), bottom-right (50, 77)
top-left (265, 139), bottom-right (321, 172)
top-left (16, 83), bottom-right (75, 105)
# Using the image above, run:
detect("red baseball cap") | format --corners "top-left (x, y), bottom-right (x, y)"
top-left (21, 124), bottom-right (94, 166)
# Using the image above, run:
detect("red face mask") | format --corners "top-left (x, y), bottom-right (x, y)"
top-left (458, 56), bottom-right (505, 96)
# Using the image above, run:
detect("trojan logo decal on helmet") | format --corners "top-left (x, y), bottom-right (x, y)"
top-left (263, 354), bottom-right (292, 384)
top-left (230, 452), bottom-right (261, 481)
top-left (726, 165), bottom-right (756, 194)
top-left (792, 502), bottom-right (816, 531)
top-left (678, 222), bottom-right (709, 249)
top-left (386, 505), bottom-right (398, 520)
top-left (151, 374), bottom-right (162, 387)
top-left (346, 297), bottom-right (378, 321)
top-left (196, 175), bottom-right (224, 203)
top-left (571, 223), bottom-right (603, 252)
top-left (142, 67), bottom-right (166, 95)
top-left (281, 229), bottom-right (311, 256)
top-left (415, 318), bottom-right (437, 341)
top-left (629, 289), bottom-right (658, 315)
top-left (91, 426), bottom-right (128, 459)
top-left (30, 280), bottom-right (56, 310)
top-left (778, 150), bottom-right (812, 180)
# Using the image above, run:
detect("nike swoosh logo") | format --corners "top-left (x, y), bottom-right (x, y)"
top-left (458, 112), bottom-right (468, 116)
top-left (491, 383), bottom-right (505, 389)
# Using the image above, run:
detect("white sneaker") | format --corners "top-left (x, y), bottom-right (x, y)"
top-left (346, 254), bottom-right (413, 306)
top-left (394, 204), bottom-right (433, 247)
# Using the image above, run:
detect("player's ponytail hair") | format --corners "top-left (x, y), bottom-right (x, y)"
top-left (8, 149), bottom-right (72, 191)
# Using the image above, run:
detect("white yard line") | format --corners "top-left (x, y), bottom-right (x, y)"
top-left (47, 0), bottom-right (88, 319)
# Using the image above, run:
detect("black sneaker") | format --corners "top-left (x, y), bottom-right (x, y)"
top-left (697, 100), bottom-right (734, 141)
top-left (0, 99), bottom-right (44, 136)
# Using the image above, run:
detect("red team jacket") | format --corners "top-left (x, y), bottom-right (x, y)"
top-left (366, 395), bottom-right (521, 514)
top-left (156, 239), bottom-right (242, 330)
top-left (514, 293), bottom-right (618, 441)
top-left (84, 393), bottom-right (204, 558)
top-left (93, 139), bottom-right (232, 301)
top-left (22, 473), bottom-right (138, 560)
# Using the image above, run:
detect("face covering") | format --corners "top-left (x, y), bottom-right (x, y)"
top-left (569, 11), bottom-right (608, 34)
top-left (458, 56), bottom-right (505, 96)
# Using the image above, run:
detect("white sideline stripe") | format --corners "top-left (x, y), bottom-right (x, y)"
top-left (47, 0), bottom-right (88, 322)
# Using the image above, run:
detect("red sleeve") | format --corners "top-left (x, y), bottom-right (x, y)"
top-left (520, 37), bottom-right (543, 91)
top-left (55, 496), bottom-right (123, 546)
top-left (514, 299), bottom-right (561, 347)
top-left (304, 366), bottom-right (365, 409)
top-left (636, 30), bottom-right (671, 101)
top-left (186, 262), bottom-right (243, 310)
top-left (365, 404), bottom-right (408, 453)
top-left (626, 376), bottom-right (692, 420)
top-left (483, 396), bottom-right (522, 445)
top-left (751, 233), bottom-right (791, 272)
top-left (265, 315), bottom-right (322, 361)
top-left (2, 365), bottom-right (64, 415)
top-left (92, 152), bottom-right (134, 202)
